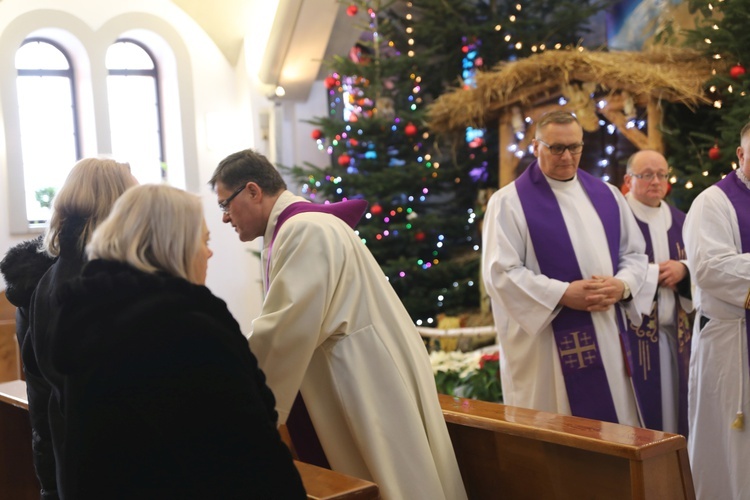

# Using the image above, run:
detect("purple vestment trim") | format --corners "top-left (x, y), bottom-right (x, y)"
top-left (266, 198), bottom-right (368, 469)
top-left (627, 204), bottom-right (690, 433)
top-left (515, 160), bottom-right (619, 423)
top-left (716, 171), bottom-right (750, 389)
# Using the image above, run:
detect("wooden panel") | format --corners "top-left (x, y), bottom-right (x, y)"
top-left (440, 394), bottom-right (695, 500)
top-left (0, 390), bottom-right (38, 500)
top-left (0, 291), bottom-right (21, 382)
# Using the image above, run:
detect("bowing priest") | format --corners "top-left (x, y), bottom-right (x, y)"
top-left (210, 149), bottom-right (467, 500)
top-left (623, 150), bottom-right (693, 435)
top-left (683, 121), bottom-right (750, 500)
top-left (482, 110), bottom-right (654, 426)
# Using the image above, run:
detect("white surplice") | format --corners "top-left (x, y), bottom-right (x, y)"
top-left (626, 193), bottom-right (693, 433)
top-left (684, 185), bottom-right (750, 500)
top-left (249, 191), bottom-right (467, 500)
top-left (482, 173), bottom-right (654, 426)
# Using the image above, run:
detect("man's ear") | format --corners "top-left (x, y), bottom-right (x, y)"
top-left (246, 182), bottom-right (261, 199)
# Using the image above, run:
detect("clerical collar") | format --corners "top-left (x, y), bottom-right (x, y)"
top-left (737, 167), bottom-right (750, 191)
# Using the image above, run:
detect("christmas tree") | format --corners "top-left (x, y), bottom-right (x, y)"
top-left (285, 0), bottom-right (611, 325)
top-left (659, 0), bottom-right (750, 210)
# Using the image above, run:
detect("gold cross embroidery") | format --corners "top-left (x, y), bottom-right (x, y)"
top-left (559, 331), bottom-right (597, 369)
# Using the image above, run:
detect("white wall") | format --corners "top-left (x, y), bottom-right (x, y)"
top-left (0, 0), bottom-right (329, 333)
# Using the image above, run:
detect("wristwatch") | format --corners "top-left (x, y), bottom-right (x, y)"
top-left (621, 280), bottom-right (632, 302)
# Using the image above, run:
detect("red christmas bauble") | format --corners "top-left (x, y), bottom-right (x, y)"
top-left (349, 138), bottom-right (359, 147)
top-left (324, 76), bottom-right (338, 89)
top-left (414, 231), bottom-right (426, 242)
top-left (370, 204), bottom-right (383, 215)
top-left (346, 5), bottom-right (358, 16)
top-left (311, 129), bottom-right (323, 140)
top-left (730, 64), bottom-right (746, 79)
top-left (404, 123), bottom-right (418, 136)
top-left (337, 154), bottom-right (351, 166)
top-left (708, 145), bottom-right (721, 160)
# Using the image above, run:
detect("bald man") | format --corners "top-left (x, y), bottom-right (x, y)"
top-left (623, 150), bottom-right (692, 435)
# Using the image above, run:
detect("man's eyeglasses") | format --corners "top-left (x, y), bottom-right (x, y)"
top-left (218, 185), bottom-right (246, 213)
top-left (631, 172), bottom-right (669, 182)
top-left (537, 140), bottom-right (584, 156)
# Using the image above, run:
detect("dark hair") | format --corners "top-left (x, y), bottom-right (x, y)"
top-left (535, 110), bottom-right (581, 138)
top-left (209, 149), bottom-right (287, 194)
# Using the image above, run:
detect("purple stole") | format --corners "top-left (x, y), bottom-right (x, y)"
top-left (716, 171), bottom-right (750, 389)
top-left (266, 198), bottom-right (368, 469)
top-left (627, 204), bottom-right (691, 434)
top-left (515, 160), bottom-right (620, 423)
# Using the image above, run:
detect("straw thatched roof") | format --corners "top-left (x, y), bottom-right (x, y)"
top-left (426, 47), bottom-right (716, 135)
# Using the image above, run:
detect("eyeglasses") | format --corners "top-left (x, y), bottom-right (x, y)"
top-left (631, 172), bottom-right (669, 182)
top-left (537, 140), bottom-right (584, 156)
top-left (218, 185), bottom-right (246, 213)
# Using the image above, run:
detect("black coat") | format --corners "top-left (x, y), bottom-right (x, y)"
top-left (50, 259), bottom-right (305, 499)
top-left (0, 234), bottom-right (58, 499)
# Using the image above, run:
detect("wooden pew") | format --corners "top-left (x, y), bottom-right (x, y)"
top-left (0, 380), bottom-right (379, 500)
top-left (440, 393), bottom-right (695, 500)
top-left (0, 291), bottom-right (22, 382)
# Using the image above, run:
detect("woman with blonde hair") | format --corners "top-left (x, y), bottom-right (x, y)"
top-left (1, 157), bottom-right (136, 499)
top-left (50, 184), bottom-right (305, 499)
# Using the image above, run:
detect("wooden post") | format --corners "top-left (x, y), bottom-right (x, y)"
top-left (498, 111), bottom-right (516, 188)
top-left (647, 97), bottom-right (664, 152)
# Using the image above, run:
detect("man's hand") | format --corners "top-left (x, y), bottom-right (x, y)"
top-left (658, 260), bottom-right (687, 290)
top-left (560, 277), bottom-right (625, 312)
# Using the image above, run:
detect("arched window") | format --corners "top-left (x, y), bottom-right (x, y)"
top-left (15, 38), bottom-right (80, 225)
top-left (106, 39), bottom-right (165, 184)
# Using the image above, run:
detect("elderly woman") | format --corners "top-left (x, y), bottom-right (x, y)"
top-left (1, 158), bottom-right (137, 500)
top-left (49, 184), bottom-right (305, 499)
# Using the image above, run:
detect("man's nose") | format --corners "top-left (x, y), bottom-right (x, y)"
top-left (222, 212), bottom-right (231, 223)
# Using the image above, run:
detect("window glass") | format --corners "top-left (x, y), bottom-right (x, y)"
top-left (16, 39), bottom-right (79, 224)
top-left (106, 40), bottom-right (164, 184)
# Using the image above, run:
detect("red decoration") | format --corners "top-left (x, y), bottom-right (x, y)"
top-left (349, 139), bottom-right (359, 147)
top-left (324, 76), bottom-right (338, 89)
top-left (709, 144), bottom-right (721, 160)
top-left (337, 154), bottom-right (351, 166)
top-left (370, 204), bottom-right (383, 215)
top-left (404, 123), bottom-right (418, 136)
top-left (311, 129), bottom-right (323, 140)
top-left (346, 5), bottom-right (358, 16)
top-left (414, 231), bottom-right (426, 242)
top-left (730, 64), bottom-right (746, 79)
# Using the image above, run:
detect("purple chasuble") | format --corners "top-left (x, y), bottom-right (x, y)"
top-left (628, 204), bottom-right (691, 434)
top-left (716, 171), bottom-right (750, 389)
top-left (515, 160), bottom-right (620, 423)
top-left (267, 198), bottom-right (368, 469)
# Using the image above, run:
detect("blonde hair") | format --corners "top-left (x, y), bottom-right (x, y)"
top-left (43, 158), bottom-right (137, 257)
top-left (86, 184), bottom-right (205, 283)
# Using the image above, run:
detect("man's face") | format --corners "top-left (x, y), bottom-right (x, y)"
top-left (533, 122), bottom-right (584, 181)
top-left (625, 151), bottom-right (669, 207)
top-left (737, 136), bottom-right (750, 180)
top-left (215, 181), bottom-right (264, 242)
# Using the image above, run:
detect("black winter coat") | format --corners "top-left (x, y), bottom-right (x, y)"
top-left (50, 259), bottom-right (305, 499)
top-left (0, 233), bottom-right (58, 499)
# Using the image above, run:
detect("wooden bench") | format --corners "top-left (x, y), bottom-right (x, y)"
top-left (0, 380), bottom-right (379, 500)
top-left (440, 393), bottom-right (695, 499)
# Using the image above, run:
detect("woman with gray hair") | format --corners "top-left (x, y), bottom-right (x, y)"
top-left (49, 184), bottom-right (305, 499)
top-left (1, 157), bottom-right (137, 500)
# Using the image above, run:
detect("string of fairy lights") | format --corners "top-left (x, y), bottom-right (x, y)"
top-left (305, 0), bottom-right (486, 325)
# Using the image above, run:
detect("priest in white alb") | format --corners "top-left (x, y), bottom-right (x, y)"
top-left (623, 150), bottom-right (693, 435)
top-left (482, 111), bottom-right (655, 426)
top-left (683, 122), bottom-right (750, 500)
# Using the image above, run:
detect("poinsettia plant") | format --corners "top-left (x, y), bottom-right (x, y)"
top-left (430, 349), bottom-right (502, 403)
